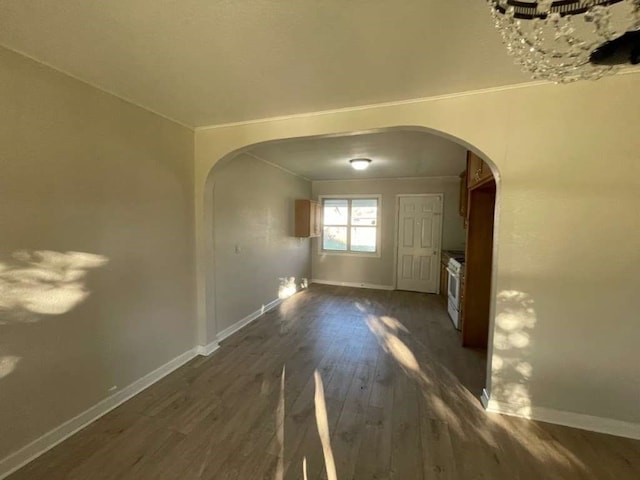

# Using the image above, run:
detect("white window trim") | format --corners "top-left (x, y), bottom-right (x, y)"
top-left (317, 194), bottom-right (382, 258)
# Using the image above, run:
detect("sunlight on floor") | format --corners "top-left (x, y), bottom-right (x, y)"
top-left (314, 370), bottom-right (337, 480)
top-left (277, 278), bottom-right (308, 334)
top-left (358, 297), bottom-right (588, 473)
top-left (365, 314), bottom-right (424, 381)
top-left (275, 365), bottom-right (285, 480)
top-left (365, 310), bottom-right (477, 436)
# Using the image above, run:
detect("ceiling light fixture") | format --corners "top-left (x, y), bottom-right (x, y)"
top-left (488, 0), bottom-right (640, 83)
top-left (349, 158), bottom-right (372, 170)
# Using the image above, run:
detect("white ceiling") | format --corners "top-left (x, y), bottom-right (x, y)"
top-left (245, 129), bottom-right (467, 181)
top-left (0, 0), bottom-right (528, 127)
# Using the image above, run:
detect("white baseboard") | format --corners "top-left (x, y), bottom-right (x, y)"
top-left (482, 391), bottom-right (640, 440)
top-left (311, 279), bottom-right (395, 291)
top-left (195, 341), bottom-right (220, 356)
top-left (481, 388), bottom-right (490, 409)
top-left (0, 348), bottom-right (199, 480)
top-left (0, 297), bottom-right (287, 479)
top-left (216, 297), bottom-right (282, 343)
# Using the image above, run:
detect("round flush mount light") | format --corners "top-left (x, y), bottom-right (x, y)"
top-left (349, 158), bottom-right (372, 170)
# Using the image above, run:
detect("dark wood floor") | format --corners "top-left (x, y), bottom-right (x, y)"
top-left (8, 285), bottom-right (640, 479)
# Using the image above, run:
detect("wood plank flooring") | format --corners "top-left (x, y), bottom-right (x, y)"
top-left (8, 285), bottom-right (640, 479)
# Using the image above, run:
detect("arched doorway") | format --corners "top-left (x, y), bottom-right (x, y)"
top-left (199, 126), bottom-right (501, 402)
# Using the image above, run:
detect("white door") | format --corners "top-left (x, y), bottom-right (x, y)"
top-left (396, 195), bottom-right (443, 293)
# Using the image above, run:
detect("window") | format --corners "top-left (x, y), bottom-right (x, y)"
top-left (320, 196), bottom-right (380, 254)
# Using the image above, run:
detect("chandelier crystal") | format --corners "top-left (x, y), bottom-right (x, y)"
top-left (489, 0), bottom-right (640, 82)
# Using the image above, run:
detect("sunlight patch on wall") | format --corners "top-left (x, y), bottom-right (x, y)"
top-left (0, 250), bottom-right (108, 324)
top-left (278, 277), bottom-right (308, 300)
top-left (278, 277), bottom-right (298, 300)
top-left (491, 290), bottom-right (537, 417)
top-left (0, 355), bottom-right (20, 379)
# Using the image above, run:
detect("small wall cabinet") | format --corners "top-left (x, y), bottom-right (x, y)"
top-left (295, 199), bottom-right (321, 237)
top-left (467, 151), bottom-right (493, 189)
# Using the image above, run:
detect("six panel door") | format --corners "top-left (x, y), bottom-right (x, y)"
top-left (396, 195), bottom-right (443, 293)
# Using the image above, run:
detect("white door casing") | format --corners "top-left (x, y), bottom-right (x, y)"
top-left (395, 194), bottom-right (443, 293)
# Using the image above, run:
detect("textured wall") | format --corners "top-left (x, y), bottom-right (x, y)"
top-left (211, 154), bottom-right (311, 332)
top-left (311, 177), bottom-right (466, 287)
top-left (0, 46), bottom-right (195, 460)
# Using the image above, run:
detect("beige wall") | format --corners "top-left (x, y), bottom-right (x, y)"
top-left (195, 71), bottom-right (640, 428)
top-left (0, 46), bottom-right (195, 460)
top-left (211, 154), bottom-right (311, 332)
top-left (311, 177), bottom-right (466, 287)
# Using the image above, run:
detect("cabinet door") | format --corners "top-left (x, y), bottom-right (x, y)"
top-left (295, 199), bottom-right (311, 237)
top-left (479, 160), bottom-right (493, 183)
top-left (295, 199), bottom-right (321, 237)
top-left (311, 201), bottom-right (322, 237)
top-left (467, 151), bottom-right (483, 188)
top-left (459, 171), bottom-right (468, 219)
top-left (467, 151), bottom-right (493, 188)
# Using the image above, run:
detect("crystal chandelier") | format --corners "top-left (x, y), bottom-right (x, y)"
top-left (489, 0), bottom-right (640, 82)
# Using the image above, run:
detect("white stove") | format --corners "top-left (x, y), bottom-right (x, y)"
top-left (447, 257), bottom-right (464, 329)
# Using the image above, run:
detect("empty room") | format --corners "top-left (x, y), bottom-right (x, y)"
top-left (1, 1), bottom-right (639, 479)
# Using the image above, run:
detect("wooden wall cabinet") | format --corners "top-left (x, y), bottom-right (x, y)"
top-left (467, 151), bottom-right (493, 189)
top-left (295, 199), bottom-right (321, 237)
top-left (459, 170), bottom-right (468, 220)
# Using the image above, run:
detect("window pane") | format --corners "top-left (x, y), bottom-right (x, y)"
top-left (350, 227), bottom-right (376, 252)
top-left (351, 198), bottom-right (378, 226)
top-left (323, 199), bottom-right (348, 225)
top-left (323, 226), bottom-right (348, 251)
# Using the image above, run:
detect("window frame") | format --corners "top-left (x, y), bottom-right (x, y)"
top-left (317, 194), bottom-right (382, 257)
